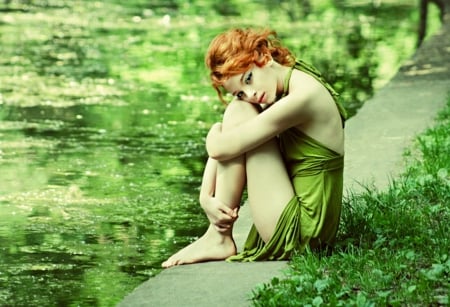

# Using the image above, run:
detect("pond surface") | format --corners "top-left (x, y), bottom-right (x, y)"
top-left (0, 0), bottom-right (439, 306)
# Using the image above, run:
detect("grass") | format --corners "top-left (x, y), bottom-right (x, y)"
top-left (251, 97), bottom-right (450, 306)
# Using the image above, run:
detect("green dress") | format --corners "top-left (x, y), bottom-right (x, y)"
top-left (227, 60), bottom-right (347, 262)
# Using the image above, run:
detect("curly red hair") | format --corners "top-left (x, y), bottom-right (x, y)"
top-left (205, 28), bottom-right (295, 104)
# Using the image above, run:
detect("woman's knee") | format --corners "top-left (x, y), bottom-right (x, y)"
top-left (222, 100), bottom-right (260, 129)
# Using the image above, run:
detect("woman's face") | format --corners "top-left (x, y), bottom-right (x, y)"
top-left (222, 63), bottom-right (278, 105)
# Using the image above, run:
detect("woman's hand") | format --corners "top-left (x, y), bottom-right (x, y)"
top-left (200, 195), bottom-right (238, 233)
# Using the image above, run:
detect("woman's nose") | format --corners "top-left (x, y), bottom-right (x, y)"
top-left (244, 89), bottom-right (256, 98)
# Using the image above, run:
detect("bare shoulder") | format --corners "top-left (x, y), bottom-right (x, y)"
top-left (287, 69), bottom-right (336, 119)
top-left (288, 69), bottom-right (345, 154)
top-left (289, 69), bottom-right (329, 101)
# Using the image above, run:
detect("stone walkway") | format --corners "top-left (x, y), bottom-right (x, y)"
top-left (118, 16), bottom-right (450, 307)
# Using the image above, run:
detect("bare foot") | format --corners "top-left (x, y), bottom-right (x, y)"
top-left (161, 227), bottom-right (237, 268)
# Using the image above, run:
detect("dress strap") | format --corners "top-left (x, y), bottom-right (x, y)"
top-left (282, 66), bottom-right (294, 98)
top-left (276, 65), bottom-right (294, 101)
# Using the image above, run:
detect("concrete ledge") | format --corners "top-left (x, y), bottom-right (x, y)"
top-left (118, 261), bottom-right (288, 307)
top-left (118, 16), bottom-right (450, 307)
top-left (344, 80), bottom-right (449, 192)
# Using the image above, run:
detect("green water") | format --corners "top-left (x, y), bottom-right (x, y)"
top-left (0, 0), bottom-right (439, 306)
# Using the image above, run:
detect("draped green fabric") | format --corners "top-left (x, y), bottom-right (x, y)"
top-left (227, 60), bottom-right (345, 262)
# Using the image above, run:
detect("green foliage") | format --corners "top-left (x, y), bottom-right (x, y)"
top-left (287, 13), bottom-right (379, 117)
top-left (251, 98), bottom-right (450, 306)
top-left (0, 0), bottom-right (423, 114)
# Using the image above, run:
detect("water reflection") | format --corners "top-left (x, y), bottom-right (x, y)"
top-left (0, 99), bottom-right (213, 305)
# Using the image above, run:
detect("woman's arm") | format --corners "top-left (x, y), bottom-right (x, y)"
top-left (206, 81), bottom-right (317, 161)
top-left (199, 158), bottom-right (237, 231)
top-left (199, 157), bottom-right (217, 205)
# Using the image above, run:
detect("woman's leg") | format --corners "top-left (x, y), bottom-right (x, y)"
top-left (161, 100), bottom-right (294, 267)
top-left (227, 102), bottom-right (295, 243)
top-left (161, 102), bottom-right (249, 268)
top-left (245, 139), bottom-right (295, 242)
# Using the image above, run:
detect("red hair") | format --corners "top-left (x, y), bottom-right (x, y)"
top-left (205, 28), bottom-right (295, 104)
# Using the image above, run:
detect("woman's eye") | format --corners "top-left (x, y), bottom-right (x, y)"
top-left (245, 72), bottom-right (252, 84)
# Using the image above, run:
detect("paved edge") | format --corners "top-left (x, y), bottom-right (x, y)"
top-left (118, 16), bottom-right (450, 307)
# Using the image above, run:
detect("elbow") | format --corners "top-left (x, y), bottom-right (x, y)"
top-left (207, 148), bottom-right (226, 161)
top-left (207, 143), bottom-right (234, 161)
top-left (206, 134), bottom-right (238, 161)
top-left (207, 141), bottom-right (239, 161)
top-left (210, 153), bottom-right (233, 162)
top-left (206, 140), bottom-right (226, 161)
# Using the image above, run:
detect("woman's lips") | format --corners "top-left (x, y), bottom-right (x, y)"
top-left (258, 92), bottom-right (265, 103)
